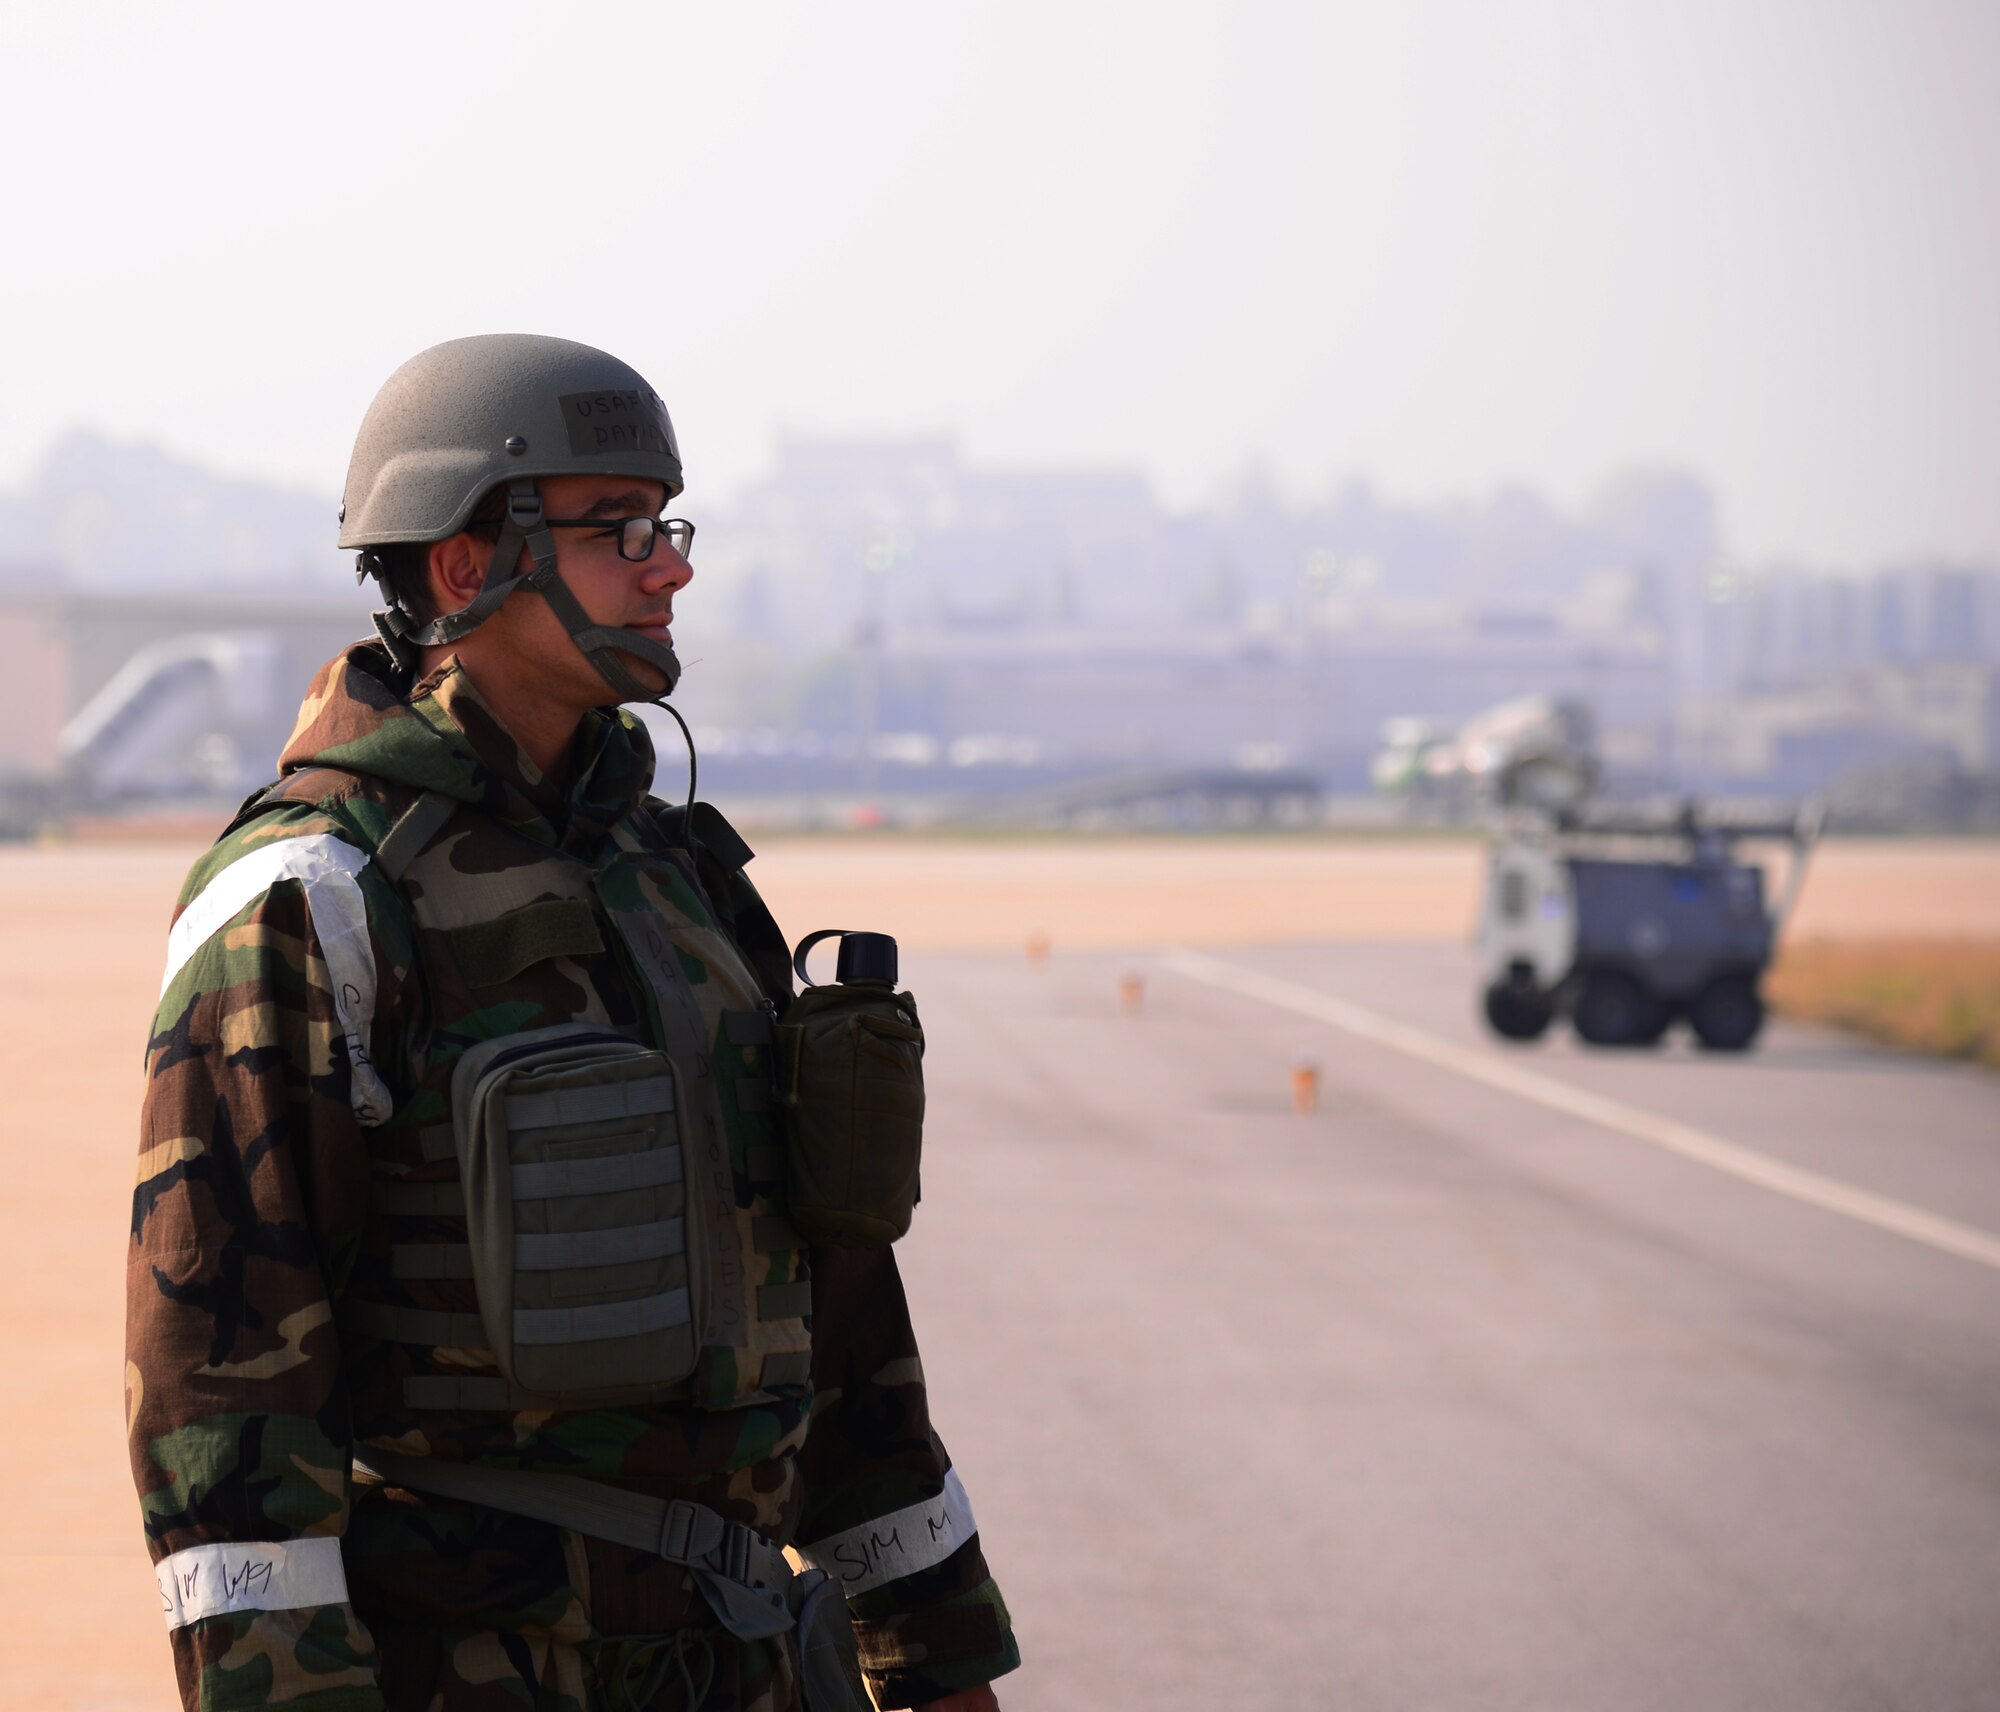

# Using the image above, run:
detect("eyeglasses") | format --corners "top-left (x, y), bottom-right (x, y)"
top-left (542, 516), bottom-right (696, 564)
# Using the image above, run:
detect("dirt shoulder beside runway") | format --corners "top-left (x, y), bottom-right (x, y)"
top-left (737, 834), bottom-right (2000, 950)
top-left (1769, 938), bottom-right (2000, 1069)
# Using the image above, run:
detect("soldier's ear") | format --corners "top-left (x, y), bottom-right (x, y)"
top-left (427, 531), bottom-right (491, 615)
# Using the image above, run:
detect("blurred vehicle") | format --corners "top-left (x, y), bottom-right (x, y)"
top-left (1369, 716), bottom-right (1455, 797)
top-left (1431, 692), bottom-right (1822, 1051)
top-left (1478, 802), bottom-right (1822, 1050)
top-left (1371, 695), bottom-right (1598, 820)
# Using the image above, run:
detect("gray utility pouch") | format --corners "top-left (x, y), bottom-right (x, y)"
top-left (452, 1025), bottom-right (715, 1405)
top-left (776, 980), bottom-right (925, 1249)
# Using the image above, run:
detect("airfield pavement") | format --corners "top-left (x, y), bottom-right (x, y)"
top-left (3, 836), bottom-right (1997, 1709)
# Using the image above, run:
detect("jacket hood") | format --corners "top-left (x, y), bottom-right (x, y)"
top-left (278, 640), bottom-right (659, 846)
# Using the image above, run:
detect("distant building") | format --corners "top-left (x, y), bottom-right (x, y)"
top-left (1682, 662), bottom-right (2000, 793)
top-left (0, 579), bottom-right (70, 776)
top-left (4, 434), bottom-right (1996, 820)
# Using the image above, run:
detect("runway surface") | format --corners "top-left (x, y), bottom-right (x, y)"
top-left (895, 943), bottom-right (2000, 1712)
top-left (5, 835), bottom-right (1996, 1707)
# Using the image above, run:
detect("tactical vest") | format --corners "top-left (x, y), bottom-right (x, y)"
top-left (283, 777), bottom-right (814, 1421)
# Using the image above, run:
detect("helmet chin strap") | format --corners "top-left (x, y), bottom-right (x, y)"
top-left (377, 478), bottom-right (683, 701)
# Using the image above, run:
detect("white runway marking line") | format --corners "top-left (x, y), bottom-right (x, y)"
top-left (1163, 949), bottom-right (2000, 1275)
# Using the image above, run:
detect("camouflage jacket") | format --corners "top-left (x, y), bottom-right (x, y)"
top-left (129, 641), bottom-right (1019, 1711)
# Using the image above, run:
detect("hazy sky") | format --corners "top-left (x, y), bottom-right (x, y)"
top-left (2, 0), bottom-right (1994, 566)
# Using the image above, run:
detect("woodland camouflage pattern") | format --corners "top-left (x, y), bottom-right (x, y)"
top-left (129, 641), bottom-right (1019, 1710)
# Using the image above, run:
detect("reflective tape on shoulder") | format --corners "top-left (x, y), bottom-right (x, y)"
top-left (155, 1537), bottom-right (350, 1631)
top-left (796, 1468), bottom-right (977, 1597)
top-left (159, 834), bottom-right (393, 1126)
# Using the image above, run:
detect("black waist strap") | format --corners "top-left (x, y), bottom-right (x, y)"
top-left (352, 1448), bottom-right (797, 1641)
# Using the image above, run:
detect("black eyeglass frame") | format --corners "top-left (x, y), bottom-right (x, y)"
top-left (540, 516), bottom-right (696, 564)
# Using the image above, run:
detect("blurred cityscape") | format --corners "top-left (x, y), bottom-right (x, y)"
top-left (2, 429), bottom-right (1997, 833)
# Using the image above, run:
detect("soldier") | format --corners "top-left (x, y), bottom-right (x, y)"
top-left (127, 335), bottom-right (1019, 1711)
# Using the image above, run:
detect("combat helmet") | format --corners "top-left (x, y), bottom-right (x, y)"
top-left (341, 333), bottom-right (686, 701)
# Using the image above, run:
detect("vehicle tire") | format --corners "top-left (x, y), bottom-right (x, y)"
top-left (1688, 975), bottom-right (1765, 1052)
top-left (1483, 983), bottom-right (1554, 1042)
top-left (1573, 971), bottom-right (1670, 1048)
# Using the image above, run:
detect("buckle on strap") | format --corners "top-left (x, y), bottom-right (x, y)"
top-left (714, 1521), bottom-right (755, 1586)
top-left (659, 1498), bottom-right (725, 1565)
top-left (506, 479), bottom-right (545, 530)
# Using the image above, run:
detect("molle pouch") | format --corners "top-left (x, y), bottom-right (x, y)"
top-left (451, 1024), bottom-right (716, 1405)
top-left (776, 985), bottom-right (925, 1247)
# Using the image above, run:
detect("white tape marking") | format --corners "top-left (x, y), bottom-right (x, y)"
top-left (159, 834), bottom-right (393, 1125)
top-left (1163, 949), bottom-right (2000, 1275)
top-left (798, 1468), bottom-right (977, 1596)
top-left (157, 1537), bottom-right (350, 1630)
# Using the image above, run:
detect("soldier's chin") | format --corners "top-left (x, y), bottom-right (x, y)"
top-left (594, 640), bottom-right (677, 701)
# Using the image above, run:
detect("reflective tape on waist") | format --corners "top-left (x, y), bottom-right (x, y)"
top-left (506, 1075), bottom-right (675, 1133)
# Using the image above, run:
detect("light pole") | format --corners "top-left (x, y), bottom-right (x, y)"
top-left (854, 523), bottom-right (906, 800)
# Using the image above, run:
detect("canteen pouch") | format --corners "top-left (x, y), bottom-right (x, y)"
top-left (776, 987), bottom-right (925, 1247)
top-left (451, 1025), bottom-right (714, 1405)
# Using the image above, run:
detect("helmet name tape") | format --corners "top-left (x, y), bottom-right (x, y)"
top-left (560, 390), bottom-right (677, 459)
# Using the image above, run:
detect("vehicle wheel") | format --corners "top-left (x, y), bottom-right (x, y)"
top-left (1483, 983), bottom-right (1554, 1042)
top-left (1688, 975), bottom-right (1764, 1051)
top-left (1628, 1006), bottom-right (1671, 1047)
top-left (1573, 971), bottom-right (1670, 1048)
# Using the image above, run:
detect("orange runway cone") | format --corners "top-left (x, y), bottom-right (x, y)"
top-left (1290, 1057), bottom-right (1320, 1114)
top-left (1118, 972), bottom-right (1145, 1015)
top-left (1026, 932), bottom-right (1051, 965)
